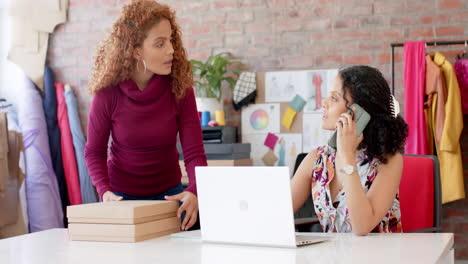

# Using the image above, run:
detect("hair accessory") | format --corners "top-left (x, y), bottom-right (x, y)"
top-left (391, 95), bottom-right (400, 118)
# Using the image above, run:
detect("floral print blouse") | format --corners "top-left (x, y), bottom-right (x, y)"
top-left (311, 145), bottom-right (402, 233)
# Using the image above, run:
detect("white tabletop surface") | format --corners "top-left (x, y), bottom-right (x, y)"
top-left (0, 228), bottom-right (454, 264)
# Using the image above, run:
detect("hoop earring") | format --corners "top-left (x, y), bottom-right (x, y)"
top-left (137, 59), bottom-right (147, 74)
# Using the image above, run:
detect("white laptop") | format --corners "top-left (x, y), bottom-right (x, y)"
top-left (195, 166), bottom-right (327, 248)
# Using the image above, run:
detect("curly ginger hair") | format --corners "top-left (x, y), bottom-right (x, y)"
top-left (88, 0), bottom-right (193, 100)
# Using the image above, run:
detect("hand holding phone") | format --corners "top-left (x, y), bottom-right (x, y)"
top-left (327, 103), bottom-right (371, 149)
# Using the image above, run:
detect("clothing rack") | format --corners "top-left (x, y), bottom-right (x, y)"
top-left (390, 40), bottom-right (468, 95)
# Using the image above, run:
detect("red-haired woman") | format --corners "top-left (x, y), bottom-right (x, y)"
top-left (85, 0), bottom-right (206, 231)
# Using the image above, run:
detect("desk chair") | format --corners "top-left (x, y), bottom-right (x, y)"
top-left (400, 155), bottom-right (442, 233)
top-left (292, 153), bottom-right (322, 232)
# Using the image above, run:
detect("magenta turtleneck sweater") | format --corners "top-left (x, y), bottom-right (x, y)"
top-left (84, 75), bottom-right (207, 199)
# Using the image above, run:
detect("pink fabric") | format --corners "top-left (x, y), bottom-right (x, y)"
top-left (404, 42), bottom-right (428, 155)
top-left (56, 82), bottom-right (82, 205)
top-left (454, 59), bottom-right (468, 114)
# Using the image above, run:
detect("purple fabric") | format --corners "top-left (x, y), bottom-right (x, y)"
top-left (17, 72), bottom-right (63, 232)
top-left (454, 59), bottom-right (468, 114)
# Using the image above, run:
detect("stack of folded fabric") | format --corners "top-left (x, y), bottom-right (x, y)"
top-left (67, 200), bottom-right (180, 242)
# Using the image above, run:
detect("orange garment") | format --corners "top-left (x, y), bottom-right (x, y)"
top-left (424, 55), bottom-right (447, 154)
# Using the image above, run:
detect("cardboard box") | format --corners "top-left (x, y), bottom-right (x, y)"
top-left (67, 200), bottom-right (178, 224)
top-left (180, 159), bottom-right (253, 183)
top-left (68, 217), bottom-right (180, 242)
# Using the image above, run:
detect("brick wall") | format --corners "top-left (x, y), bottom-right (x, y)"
top-left (47, 0), bottom-right (468, 258)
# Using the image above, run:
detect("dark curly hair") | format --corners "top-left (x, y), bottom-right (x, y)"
top-left (88, 0), bottom-right (192, 100)
top-left (339, 65), bottom-right (408, 164)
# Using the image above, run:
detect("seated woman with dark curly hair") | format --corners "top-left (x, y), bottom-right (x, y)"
top-left (291, 65), bottom-right (409, 235)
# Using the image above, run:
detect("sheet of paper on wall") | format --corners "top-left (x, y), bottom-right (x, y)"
top-left (265, 71), bottom-right (308, 103)
top-left (304, 69), bottom-right (339, 113)
top-left (241, 103), bottom-right (280, 135)
top-left (243, 133), bottom-right (302, 176)
top-left (302, 113), bottom-right (332, 153)
top-left (281, 106), bottom-right (297, 131)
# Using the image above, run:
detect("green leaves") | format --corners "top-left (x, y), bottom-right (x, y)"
top-left (190, 52), bottom-right (240, 102)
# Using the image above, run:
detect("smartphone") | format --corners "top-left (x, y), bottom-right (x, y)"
top-left (327, 103), bottom-right (371, 149)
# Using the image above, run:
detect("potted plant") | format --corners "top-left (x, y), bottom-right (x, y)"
top-left (190, 52), bottom-right (240, 116)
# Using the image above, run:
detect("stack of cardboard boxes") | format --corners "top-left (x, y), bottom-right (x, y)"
top-left (67, 200), bottom-right (180, 242)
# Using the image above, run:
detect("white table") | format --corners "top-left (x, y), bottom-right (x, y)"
top-left (0, 229), bottom-right (454, 264)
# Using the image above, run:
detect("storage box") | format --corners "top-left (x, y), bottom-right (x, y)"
top-left (177, 143), bottom-right (251, 160)
top-left (180, 159), bottom-right (253, 184)
top-left (68, 217), bottom-right (180, 242)
top-left (67, 200), bottom-right (178, 224)
top-left (67, 201), bottom-right (180, 242)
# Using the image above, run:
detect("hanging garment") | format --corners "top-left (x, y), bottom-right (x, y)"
top-left (56, 83), bottom-right (82, 205)
top-left (4, 105), bottom-right (29, 232)
top-left (454, 59), bottom-right (468, 114)
top-left (7, 0), bottom-right (68, 91)
top-left (232, 72), bottom-right (256, 111)
top-left (433, 52), bottom-right (465, 204)
top-left (17, 72), bottom-right (63, 232)
top-left (403, 42), bottom-right (428, 155)
top-left (43, 67), bottom-right (69, 222)
top-left (424, 55), bottom-right (447, 155)
top-left (64, 85), bottom-right (98, 204)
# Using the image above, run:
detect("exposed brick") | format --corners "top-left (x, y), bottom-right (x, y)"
top-left (303, 19), bottom-right (332, 31)
top-left (202, 14), bottom-right (226, 24)
top-left (451, 11), bottom-right (468, 23)
top-left (435, 26), bottom-right (465, 37)
top-left (334, 18), bottom-right (358, 29)
top-left (359, 16), bottom-right (384, 27)
top-left (244, 23), bottom-right (273, 34)
top-left (226, 11), bottom-right (253, 23)
top-left (407, 27), bottom-right (434, 38)
top-left (216, 24), bottom-right (243, 34)
top-left (265, 0), bottom-right (290, 8)
top-left (419, 14), bottom-right (449, 24)
top-left (213, 1), bottom-right (238, 9)
top-left (440, 0), bottom-right (464, 10)
top-left (374, 2), bottom-right (402, 14)
top-left (338, 5), bottom-right (373, 16)
top-left (315, 55), bottom-right (343, 66)
top-left (390, 16), bottom-right (415, 26)
top-left (373, 29), bottom-right (403, 39)
top-left (275, 21), bottom-right (304, 32)
top-left (344, 55), bottom-right (372, 65)
top-left (282, 56), bottom-right (314, 68)
top-left (188, 25), bottom-right (212, 35)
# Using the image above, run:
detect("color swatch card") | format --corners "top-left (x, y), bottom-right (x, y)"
top-left (264, 132), bottom-right (279, 150)
top-left (241, 103), bottom-right (280, 135)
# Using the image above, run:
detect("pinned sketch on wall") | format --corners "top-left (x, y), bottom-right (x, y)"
top-left (241, 103), bottom-right (280, 135)
top-left (243, 133), bottom-right (302, 176)
top-left (304, 69), bottom-right (339, 113)
top-left (265, 71), bottom-right (308, 102)
top-left (302, 113), bottom-right (332, 153)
